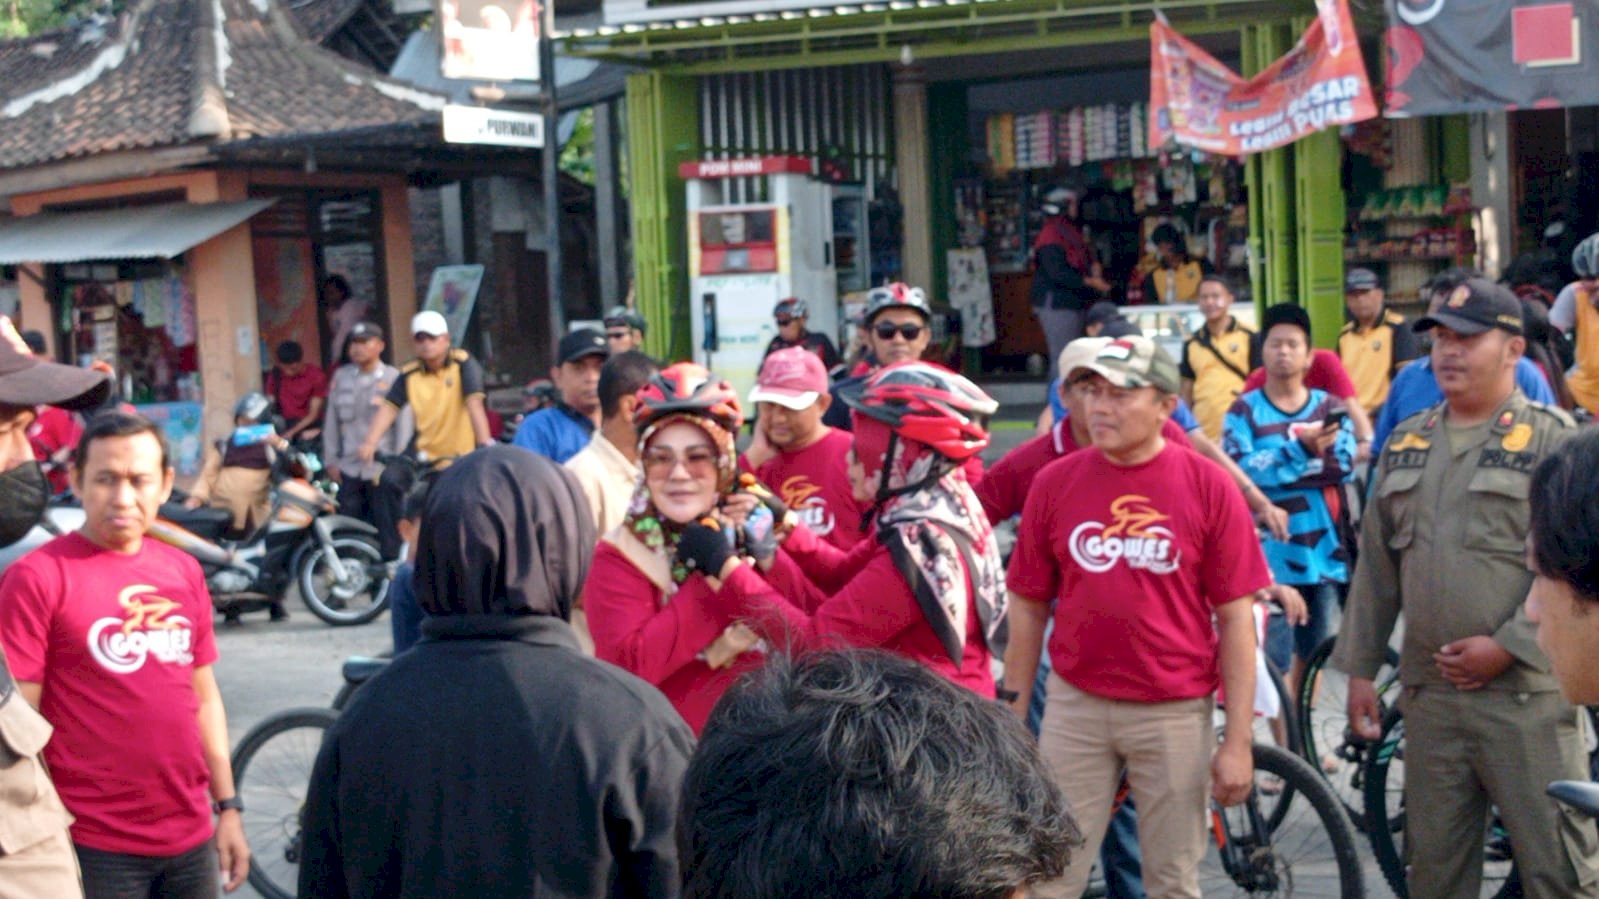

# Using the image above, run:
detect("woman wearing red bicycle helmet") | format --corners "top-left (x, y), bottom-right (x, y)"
top-left (678, 360), bottom-right (1008, 698)
top-left (583, 363), bottom-right (775, 734)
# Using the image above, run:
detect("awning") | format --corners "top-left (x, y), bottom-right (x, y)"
top-left (0, 199), bottom-right (275, 265)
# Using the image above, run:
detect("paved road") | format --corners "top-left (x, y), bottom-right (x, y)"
top-left (214, 407), bottom-right (1405, 898)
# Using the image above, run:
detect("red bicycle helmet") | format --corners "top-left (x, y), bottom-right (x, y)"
top-left (634, 362), bottom-right (744, 434)
top-left (842, 361), bottom-right (997, 462)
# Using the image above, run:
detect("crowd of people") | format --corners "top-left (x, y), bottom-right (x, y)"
top-left (5, 227), bottom-right (1599, 898)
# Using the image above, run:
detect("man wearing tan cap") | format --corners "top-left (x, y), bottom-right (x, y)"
top-left (1005, 335), bottom-right (1268, 899)
top-left (0, 315), bottom-right (110, 898)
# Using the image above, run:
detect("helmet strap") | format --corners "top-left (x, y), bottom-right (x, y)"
top-left (861, 432), bottom-right (957, 529)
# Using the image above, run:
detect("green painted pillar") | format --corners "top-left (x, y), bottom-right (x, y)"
top-left (626, 71), bottom-right (700, 361)
top-left (1242, 24), bottom-right (1296, 319)
top-left (1295, 127), bottom-right (1347, 348)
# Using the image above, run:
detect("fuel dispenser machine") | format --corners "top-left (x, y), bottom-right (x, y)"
top-left (680, 156), bottom-right (838, 401)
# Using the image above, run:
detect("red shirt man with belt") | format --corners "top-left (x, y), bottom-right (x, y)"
top-left (0, 412), bottom-right (250, 895)
top-left (740, 347), bottom-right (866, 550)
top-left (1004, 335), bottom-right (1268, 899)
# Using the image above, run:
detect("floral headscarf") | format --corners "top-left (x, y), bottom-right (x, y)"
top-left (853, 413), bottom-right (1007, 664)
top-left (623, 412), bottom-right (738, 588)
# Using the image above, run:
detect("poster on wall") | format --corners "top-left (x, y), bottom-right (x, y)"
top-left (438, 0), bottom-right (540, 82)
top-left (137, 401), bottom-right (204, 476)
top-left (254, 238), bottom-right (320, 369)
top-left (1385, 0), bottom-right (1599, 115)
top-left (946, 248), bottom-right (997, 348)
top-left (1148, 0), bottom-right (1377, 156)
top-left (422, 265), bottom-right (486, 340)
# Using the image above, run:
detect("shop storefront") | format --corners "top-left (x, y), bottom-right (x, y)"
top-left (570, 0), bottom-right (1347, 369)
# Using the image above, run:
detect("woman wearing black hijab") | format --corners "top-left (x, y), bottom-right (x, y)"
top-left (297, 446), bottom-right (694, 898)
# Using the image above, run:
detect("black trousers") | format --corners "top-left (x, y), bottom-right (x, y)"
top-left (373, 463), bottom-right (414, 561)
top-left (76, 839), bottom-right (216, 899)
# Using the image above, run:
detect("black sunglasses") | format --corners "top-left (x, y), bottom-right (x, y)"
top-left (874, 322), bottom-right (924, 341)
top-left (774, 316), bottom-right (796, 326)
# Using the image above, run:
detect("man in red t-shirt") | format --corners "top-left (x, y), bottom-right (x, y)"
top-left (740, 347), bottom-right (866, 550)
top-left (1242, 345), bottom-right (1375, 461)
top-left (0, 413), bottom-right (251, 895)
top-left (1005, 335), bottom-right (1269, 899)
top-left (267, 340), bottom-right (328, 443)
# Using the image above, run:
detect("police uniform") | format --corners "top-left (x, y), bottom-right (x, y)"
top-left (0, 650), bottom-right (80, 898)
top-left (323, 353), bottom-right (412, 525)
top-left (1333, 278), bottom-right (1599, 898)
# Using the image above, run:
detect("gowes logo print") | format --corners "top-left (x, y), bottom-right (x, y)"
top-left (1068, 495), bottom-right (1181, 575)
top-left (88, 585), bottom-right (196, 674)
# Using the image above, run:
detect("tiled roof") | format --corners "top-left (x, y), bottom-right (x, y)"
top-left (286, 0), bottom-right (366, 43)
top-left (0, 0), bottom-right (447, 171)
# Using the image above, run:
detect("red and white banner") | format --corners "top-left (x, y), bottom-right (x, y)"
top-left (1149, 0), bottom-right (1377, 156)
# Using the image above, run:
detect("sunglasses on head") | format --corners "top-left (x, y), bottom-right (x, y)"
top-left (873, 322), bottom-right (924, 341)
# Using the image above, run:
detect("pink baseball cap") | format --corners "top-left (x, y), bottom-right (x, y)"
top-left (749, 346), bottom-right (829, 410)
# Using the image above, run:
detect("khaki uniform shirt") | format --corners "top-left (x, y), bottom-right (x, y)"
top-left (324, 362), bottom-right (412, 481)
top-left (1333, 390), bottom-right (1574, 692)
top-left (0, 650), bottom-right (80, 897)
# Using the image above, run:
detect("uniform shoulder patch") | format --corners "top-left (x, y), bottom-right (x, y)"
top-left (1524, 401), bottom-right (1578, 429)
top-left (399, 359), bottom-right (423, 374)
top-left (448, 348), bottom-right (470, 363)
top-left (1383, 309), bottom-right (1407, 326)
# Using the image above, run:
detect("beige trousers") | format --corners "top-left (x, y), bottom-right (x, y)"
top-left (1031, 674), bottom-right (1214, 899)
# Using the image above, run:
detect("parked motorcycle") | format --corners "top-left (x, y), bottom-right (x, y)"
top-left (154, 448), bottom-right (391, 626)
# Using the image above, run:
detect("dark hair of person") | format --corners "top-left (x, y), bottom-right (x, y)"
top-left (1530, 428), bottom-right (1599, 606)
top-left (75, 411), bottom-right (170, 473)
top-left (322, 274), bottom-right (352, 302)
top-left (1199, 274), bottom-right (1232, 293)
top-left (599, 350), bottom-right (659, 420)
top-left (679, 650), bottom-right (1080, 899)
top-left (276, 340), bottom-right (304, 365)
top-left (1519, 297), bottom-right (1576, 410)
top-left (19, 329), bottom-right (46, 355)
top-left (401, 482), bottom-right (431, 522)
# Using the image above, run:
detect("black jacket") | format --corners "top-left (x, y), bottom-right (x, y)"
top-left (297, 615), bottom-right (693, 898)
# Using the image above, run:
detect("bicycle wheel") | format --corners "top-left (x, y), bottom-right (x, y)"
top-left (1297, 635), bottom-right (1400, 831)
top-left (297, 534), bottom-right (391, 626)
top-left (231, 707), bottom-right (339, 899)
top-left (1361, 709), bottom-right (1521, 898)
top-left (1200, 742), bottom-right (1364, 897)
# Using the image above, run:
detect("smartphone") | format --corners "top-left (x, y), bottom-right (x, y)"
top-left (1323, 408), bottom-right (1348, 430)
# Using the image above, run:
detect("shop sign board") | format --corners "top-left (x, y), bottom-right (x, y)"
top-left (1385, 0), bottom-right (1599, 115)
top-left (437, 0), bottom-right (541, 83)
top-left (1148, 0), bottom-right (1376, 156)
top-left (442, 104), bottom-right (546, 147)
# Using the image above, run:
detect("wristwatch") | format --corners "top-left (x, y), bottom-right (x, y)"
top-left (213, 796), bottom-right (244, 815)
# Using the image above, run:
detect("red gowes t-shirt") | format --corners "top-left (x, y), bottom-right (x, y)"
top-left (743, 429), bottom-right (868, 551)
top-left (1242, 348), bottom-right (1356, 399)
top-left (0, 532), bottom-right (219, 855)
top-left (1006, 442), bottom-right (1270, 702)
top-left (976, 416), bottom-right (1191, 524)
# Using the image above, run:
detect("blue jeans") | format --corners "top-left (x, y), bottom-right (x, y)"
top-left (1027, 627), bottom-right (1146, 899)
top-left (1264, 583), bottom-right (1343, 672)
top-left (388, 562), bottom-right (423, 654)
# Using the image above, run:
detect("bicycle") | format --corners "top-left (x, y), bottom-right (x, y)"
top-left (230, 656), bottom-right (390, 899)
top-left (1295, 634), bottom-right (1402, 830)
top-left (1199, 741), bottom-right (1365, 897)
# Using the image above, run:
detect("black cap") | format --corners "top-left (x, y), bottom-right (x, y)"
top-left (558, 328), bottom-right (610, 365)
top-left (348, 321), bottom-right (384, 341)
top-left (1344, 267), bottom-right (1381, 292)
top-left (1085, 301), bottom-right (1123, 328)
top-left (1261, 303), bottom-right (1312, 342)
top-left (1413, 278), bottom-right (1524, 337)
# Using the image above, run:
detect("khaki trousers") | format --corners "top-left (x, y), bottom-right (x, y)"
top-left (1404, 685), bottom-right (1599, 899)
top-left (1032, 674), bottom-right (1214, 899)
